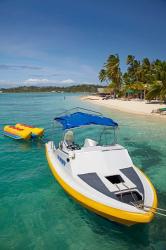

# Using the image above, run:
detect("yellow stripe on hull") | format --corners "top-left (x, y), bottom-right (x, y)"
top-left (46, 146), bottom-right (157, 226)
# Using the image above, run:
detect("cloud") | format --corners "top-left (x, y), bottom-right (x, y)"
top-left (23, 78), bottom-right (49, 84)
top-left (60, 79), bottom-right (75, 84)
top-left (0, 64), bottom-right (43, 70)
top-left (22, 78), bottom-right (76, 86)
top-left (29, 74), bottom-right (45, 78)
top-left (0, 80), bottom-right (17, 88)
top-left (0, 77), bottom-right (98, 88)
top-left (29, 73), bottom-right (59, 78)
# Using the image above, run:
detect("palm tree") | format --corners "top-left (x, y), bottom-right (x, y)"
top-left (126, 55), bottom-right (135, 65)
top-left (98, 69), bottom-right (108, 84)
top-left (146, 81), bottom-right (165, 101)
top-left (126, 55), bottom-right (141, 82)
top-left (146, 60), bottom-right (166, 101)
top-left (99, 54), bottom-right (166, 101)
top-left (105, 54), bottom-right (122, 91)
top-left (98, 54), bottom-right (122, 97)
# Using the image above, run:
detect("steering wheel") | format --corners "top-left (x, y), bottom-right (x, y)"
top-left (67, 144), bottom-right (80, 150)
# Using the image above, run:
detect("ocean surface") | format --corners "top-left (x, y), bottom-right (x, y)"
top-left (0, 93), bottom-right (166, 250)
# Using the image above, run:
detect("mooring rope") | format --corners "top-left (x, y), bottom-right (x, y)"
top-left (130, 202), bottom-right (166, 217)
top-left (143, 204), bottom-right (166, 212)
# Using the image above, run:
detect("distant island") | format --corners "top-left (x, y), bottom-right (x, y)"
top-left (0, 84), bottom-right (102, 93)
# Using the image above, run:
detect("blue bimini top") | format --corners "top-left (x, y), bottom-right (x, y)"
top-left (54, 112), bottom-right (118, 130)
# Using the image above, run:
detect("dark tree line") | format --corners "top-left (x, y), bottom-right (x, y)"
top-left (1, 84), bottom-right (101, 93)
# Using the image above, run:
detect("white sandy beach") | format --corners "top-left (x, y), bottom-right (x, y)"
top-left (81, 95), bottom-right (166, 117)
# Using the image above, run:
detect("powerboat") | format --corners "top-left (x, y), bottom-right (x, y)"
top-left (45, 108), bottom-right (157, 226)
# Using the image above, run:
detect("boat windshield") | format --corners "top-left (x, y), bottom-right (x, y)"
top-left (61, 125), bottom-right (117, 148)
top-left (54, 126), bottom-right (117, 147)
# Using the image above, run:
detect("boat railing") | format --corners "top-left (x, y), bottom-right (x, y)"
top-left (55, 107), bottom-right (103, 118)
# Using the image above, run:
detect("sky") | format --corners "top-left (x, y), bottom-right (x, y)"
top-left (0, 0), bottom-right (166, 88)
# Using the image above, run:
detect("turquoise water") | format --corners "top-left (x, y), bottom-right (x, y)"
top-left (0, 93), bottom-right (166, 250)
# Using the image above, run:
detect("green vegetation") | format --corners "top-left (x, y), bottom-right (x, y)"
top-left (1, 84), bottom-right (101, 93)
top-left (99, 54), bottom-right (166, 101)
top-left (99, 54), bottom-right (122, 97)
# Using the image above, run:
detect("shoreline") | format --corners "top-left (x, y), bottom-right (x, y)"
top-left (81, 95), bottom-right (166, 118)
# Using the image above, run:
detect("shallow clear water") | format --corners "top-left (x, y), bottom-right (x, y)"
top-left (0, 93), bottom-right (166, 250)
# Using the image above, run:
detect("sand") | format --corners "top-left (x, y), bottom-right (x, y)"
top-left (81, 95), bottom-right (166, 117)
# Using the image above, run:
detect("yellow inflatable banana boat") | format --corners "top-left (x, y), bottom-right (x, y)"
top-left (4, 125), bottom-right (31, 140)
top-left (15, 123), bottom-right (44, 138)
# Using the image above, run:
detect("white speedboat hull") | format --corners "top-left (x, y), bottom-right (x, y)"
top-left (46, 141), bottom-right (157, 226)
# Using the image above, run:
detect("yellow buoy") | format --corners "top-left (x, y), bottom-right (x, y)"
top-left (15, 123), bottom-right (44, 138)
top-left (4, 125), bottom-right (32, 140)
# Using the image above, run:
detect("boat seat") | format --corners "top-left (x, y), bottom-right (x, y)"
top-left (63, 131), bottom-right (75, 149)
top-left (64, 130), bottom-right (74, 146)
top-left (61, 130), bottom-right (80, 150)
